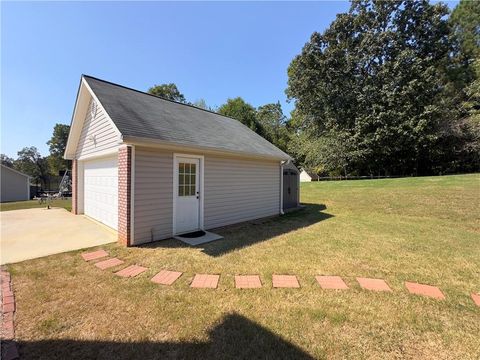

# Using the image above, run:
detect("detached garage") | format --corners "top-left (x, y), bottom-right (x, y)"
top-left (64, 75), bottom-right (292, 246)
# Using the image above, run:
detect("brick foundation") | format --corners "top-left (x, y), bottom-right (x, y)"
top-left (118, 145), bottom-right (132, 246)
top-left (71, 159), bottom-right (78, 215)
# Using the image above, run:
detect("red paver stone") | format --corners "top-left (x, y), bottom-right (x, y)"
top-left (470, 293), bottom-right (480, 307)
top-left (151, 270), bottom-right (183, 285)
top-left (190, 274), bottom-right (220, 289)
top-left (235, 275), bottom-right (262, 289)
top-left (272, 275), bottom-right (300, 288)
top-left (316, 275), bottom-right (348, 290)
top-left (3, 296), bottom-right (14, 305)
top-left (357, 277), bottom-right (392, 292)
top-left (2, 312), bottom-right (13, 322)
top-left (405, 282), bottom-right (445, 300)
top-left (2, 303), bottom-right (14, 313)
top-left (81, 249), bottom-right (109, 261)
top-left (0, 327), bottom-right (14, 341)
top-left (2, 289), bottom-right (13, 298)
top-left (94, 258), bottom-right (124, 270)
top-left (115, 265), bottom-right (147, 278)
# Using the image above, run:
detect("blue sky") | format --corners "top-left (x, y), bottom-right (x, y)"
top-left (1, 1), bottom-right (458, 158)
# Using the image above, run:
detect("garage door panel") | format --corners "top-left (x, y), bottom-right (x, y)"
top-left (83, 157), bottom-right (118, 230)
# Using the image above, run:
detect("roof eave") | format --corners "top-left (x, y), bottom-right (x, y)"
top-left (122, 136), bottom-right (291, 162)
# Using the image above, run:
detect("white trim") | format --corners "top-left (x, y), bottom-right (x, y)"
top-left (76, 147), bottom-right (119, 161)
top-left (172, 153), bottom-right (205, 236)
top-left (280, 161), bottom-right (285, 215)
top-left (297, 167), bottom-right (300, 207)
top-left (123, 136), bottom-right (290, 162)
top-left (130, 145), bottom-right (135, 244)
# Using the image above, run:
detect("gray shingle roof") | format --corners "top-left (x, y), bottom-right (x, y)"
top-left (83, 76), bottom-right (290, 160)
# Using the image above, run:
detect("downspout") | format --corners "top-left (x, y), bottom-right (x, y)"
top-left (280, 160), bottom-right (287, 215)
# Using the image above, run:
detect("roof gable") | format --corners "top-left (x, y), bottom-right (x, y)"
top-left (64, 78), bottom-right (121, 160)
top-left (1, 164), bottom-right (30, 178)
top-left (81, 75), bottom-right (290, 160)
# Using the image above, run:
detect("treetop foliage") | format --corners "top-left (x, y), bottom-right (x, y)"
top-left (286, 0), bottom-right (479, 176)
top-left (148, 83), bottom-right (186, 103)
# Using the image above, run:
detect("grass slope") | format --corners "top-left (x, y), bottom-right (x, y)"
top-left (0, 199), bottom-right (71, 212)
top-left (7, 174), bottom-right (480, 359)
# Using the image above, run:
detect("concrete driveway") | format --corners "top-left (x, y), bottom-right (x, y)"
top-left (0, 208), bottom-right (116, 264)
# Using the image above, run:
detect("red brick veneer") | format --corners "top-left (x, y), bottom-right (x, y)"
top-left (71, 159), bottom-right (78, 215)
top-left (118, 145), bottom-right (132, 246)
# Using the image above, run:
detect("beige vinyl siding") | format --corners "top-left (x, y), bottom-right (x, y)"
top-left (133, 147), bottom-right (281, 244)
top-left (133, 147), bottom-right (173, 244)
top-left (75, 98), bottom-right (119, 158)
top-left (204, 156), bottom-right (280, 229)
top-left (1, 167), bottom-right (29, 202)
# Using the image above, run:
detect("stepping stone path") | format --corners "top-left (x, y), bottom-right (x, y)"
top-left (357, 277), bottom-right (392, 292)
top-left (81, 249), bottom-right (109, 261)
top-left (471, 293), bottom-right (480, 307)
top-left (272, 275), bottom-right (300, 288)
top-left (190, 274), bottom-right (220, 289)
top-left (77, 249), bottom-right (466, 304)
top-left (115, 265), bottom-right (147, 278)
top-left (235, 275), bottom-right (262, 289)
top-left (95, 258), bottom-right (124, 270)
top-left (151, 270), bottom-right (183, 285)
top-left (1, 267), bottom-right (19, 360)
top-left (316, 275), bottom-right (348, 290)
top-left (405, 281), bottom-right (445, 300)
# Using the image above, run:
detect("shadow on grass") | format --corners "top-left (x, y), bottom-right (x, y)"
top-left (16, 313), bottom-right (315, 360)
top-left (141, 203), bottom-right (333, 257)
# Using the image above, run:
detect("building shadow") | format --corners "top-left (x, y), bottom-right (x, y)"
top-left (141, 203), bottom-right (333, 257)
top-left (15, 313), bottom-right (315, 360)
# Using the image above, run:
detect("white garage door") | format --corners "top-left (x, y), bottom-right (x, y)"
top-left (84, 156), bottom-right (118, 230)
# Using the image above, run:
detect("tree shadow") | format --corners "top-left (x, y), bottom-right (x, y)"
top-left (16, 313), bottom-right (315, 360)
top-left (141, 203), bottom-right (333, 257)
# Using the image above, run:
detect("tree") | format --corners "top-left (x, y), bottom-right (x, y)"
top-left (286, 0), bottom-right (466, 176)
top-left (0, 154), bottom-right (14, 168)
top-left (192, 99), bottom-right (213, 111)
top-left (15, 147), bottom-right (50, 189)
top-left (256, 102), bottom-right (289, 152)
top-left (47, 123), bottom-right (70, 175)
top-left (450, 0), bottom-right (480, 88)
top-left (148, 83), bottom-right (186, 103)
top-left (218, 97), bottom-right (258, 131)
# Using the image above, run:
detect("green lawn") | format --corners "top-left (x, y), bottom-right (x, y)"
top-left (6, 174), bottom-right (480, 359)
top-left (0, 198), bottom-right (71, 212)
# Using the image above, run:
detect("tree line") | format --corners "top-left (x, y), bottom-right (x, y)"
top-left (286, 0), bottom-right (479, 177)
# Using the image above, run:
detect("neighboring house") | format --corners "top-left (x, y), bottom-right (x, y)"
top-left (299, 169), bottom-right (320, 182)
top-left (64, 75), bottom-right (292, 246)
top-left (0, 165), bottom-right (30, 202)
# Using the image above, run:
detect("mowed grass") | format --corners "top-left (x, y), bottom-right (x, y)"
top-left (7, 174), bottom-right (480, 359)
top-left (0, 198), bottom-right (71, 212)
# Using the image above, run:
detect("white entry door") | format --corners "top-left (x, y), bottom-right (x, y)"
top-left (83, 156), bottom-right (118, 230)
top-left (175, 156), bottom-right (201, 234)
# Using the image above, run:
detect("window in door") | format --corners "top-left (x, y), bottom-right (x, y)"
top-left (178, 162), bottom-right (196, 196)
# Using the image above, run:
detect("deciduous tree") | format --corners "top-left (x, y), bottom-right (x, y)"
top-left (47, 123), bottom-right (70, 175)
top-left (148, 83), bottom-right (186, 103)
